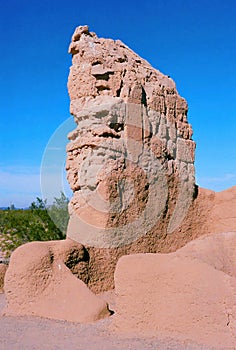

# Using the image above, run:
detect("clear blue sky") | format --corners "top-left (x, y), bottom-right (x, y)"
top-left (0, 0), bottom-right (235, 207)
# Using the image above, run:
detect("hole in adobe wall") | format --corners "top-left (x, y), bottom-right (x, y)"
top-left (91, 60), bottom-right (103, 66)
top-left (115, 56), bottom-right (127, 63)
top-left (96, 85), bottom-right (111, 91)
top-left (94, 72), bottom-right (114, 81)
top-left (109, 123), bottom-right (124, 132)
top-left (141, 86), bottom-right (147, 106)
top-left (116, 80), bottom-right (123, 97)
top-left (98, 131), bottom-right (121, 139)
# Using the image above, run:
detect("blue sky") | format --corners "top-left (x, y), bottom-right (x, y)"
top-left (0, 0), bottom-right (235, 207)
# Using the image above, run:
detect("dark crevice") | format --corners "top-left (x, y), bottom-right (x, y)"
top-left (141, 86), bottom-right (147, 106)
top-left (93, 72), bottom-right (114, 81)
top-left (91, 60), bottom-right (103, 66)
top-left (50, 253), bottom-right (54, 264)
top-left (116, 80), bottom-right (123, 97)
top-left (98, 131), bottom-right (121, 139)
top-left (96, 86), bottom-right (111, 92)
top-left (115, 55), bottom-right (128, 63)
top-left (166, 153), bottom-right (174, 161)
top-left (109, 123), bottom-right (124, 132)
top-left (193, 185), bottom-right (199, 200)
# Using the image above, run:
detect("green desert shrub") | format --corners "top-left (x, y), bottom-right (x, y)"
top-left (0, 193), bottom-right (69, 258)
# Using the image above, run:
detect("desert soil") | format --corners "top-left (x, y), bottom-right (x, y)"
top-left (0, 292), bottom-right (226, 350)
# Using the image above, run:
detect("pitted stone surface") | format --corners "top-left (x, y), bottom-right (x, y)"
top-left (4, 240), bottom-right (111, 322)
top-left (66, 25), bottom-right (196, 245)
top-left (65, 25), bottom-right (197, 291)
top-left (113, 232), bottom-right (236, 348)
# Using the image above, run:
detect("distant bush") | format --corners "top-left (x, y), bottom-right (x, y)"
top-left (47, 192), bottom-right (69, 236)
top-left (0, 193), bottom-right (69, 258)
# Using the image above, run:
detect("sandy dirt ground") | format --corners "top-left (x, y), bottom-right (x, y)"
top-left (0, 293), bottom-right (227, 350)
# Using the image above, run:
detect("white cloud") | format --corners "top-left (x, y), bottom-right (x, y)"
top-left (196, 173), bottom-right (236, 192)
top-left (197, 173), bottom-right (236, 183)
top-left (0, 167), bottom-right (41, 208)
top-left (0, 168), bottom-right (40, 192)
top-left (0, 166), bottom-right (72, 208)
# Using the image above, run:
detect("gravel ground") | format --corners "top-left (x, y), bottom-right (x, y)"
top-left (0, 294), bottom-right (228, 350)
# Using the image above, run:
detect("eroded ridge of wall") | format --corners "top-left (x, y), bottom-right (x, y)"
top-left (66, 25), bottom-right (196, 291)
